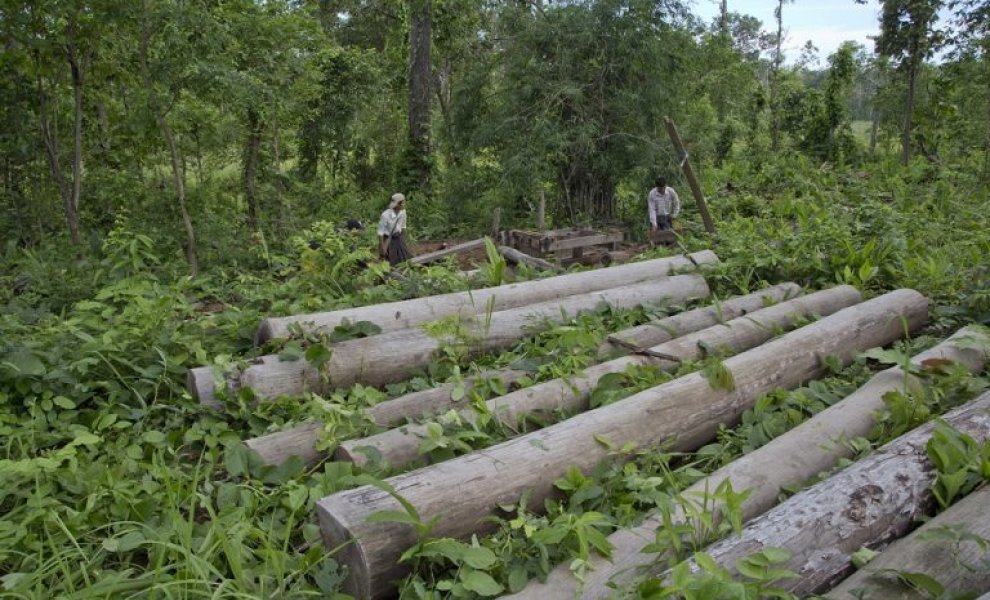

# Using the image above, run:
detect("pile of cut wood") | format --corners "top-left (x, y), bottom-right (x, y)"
top-left (186, 250), bottom-right (990, 600)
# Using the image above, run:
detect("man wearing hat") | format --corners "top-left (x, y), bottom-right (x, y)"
top-left (377, 192), bottom-right (411, 265)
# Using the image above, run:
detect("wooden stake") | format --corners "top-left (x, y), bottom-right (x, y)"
top-left (491, 207), bottom-right (501, 239)
top-left (664, 116), bottom-right (716, 235)
top-left (538, 190), bottom-right (546, 232)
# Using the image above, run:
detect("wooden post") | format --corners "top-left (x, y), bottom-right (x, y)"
top-left (491, 207), bottom-right (501, 239)
top-left (664, 116), bottom-right (716, 235)
top-left (538, 190), bottom-right (546, 232)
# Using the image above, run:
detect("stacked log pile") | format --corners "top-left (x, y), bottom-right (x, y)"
top-left (316, 290), bottom-right (929, 598)
top-left (186, 248), bottom-right (990, 600)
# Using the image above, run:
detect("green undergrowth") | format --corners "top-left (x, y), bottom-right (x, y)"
top-left (2, 161), bottom-right (990, 597)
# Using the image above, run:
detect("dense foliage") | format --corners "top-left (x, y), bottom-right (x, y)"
top-left (2, 0), bottom-right (990, 597)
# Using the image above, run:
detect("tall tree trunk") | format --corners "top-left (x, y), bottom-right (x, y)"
top-left (272, 113), bottom-right (286, 231)
top-left (770, 0), bottom-right (784, 151)
top-left (408, 0), bottom-right (432, 192)
top-left (719, 0), bottom-right (728, 35)
top-left (96, 101), bottom-right (116, 168)
top-left (243, 107), bottom-right (263, 231)
top-left (983, 57), bottom-right (990, 182)
top-left (901, 60), bottom-right (918, 165)
top-left (66, 30), bottom-right (84, 246)
top-left (36, 68), bottom-right (78, 245)
top-left (139, 13), bottom-right (199, 276)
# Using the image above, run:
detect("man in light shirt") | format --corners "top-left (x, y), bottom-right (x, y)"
top-left (647, 176), bottom-right (680, 235)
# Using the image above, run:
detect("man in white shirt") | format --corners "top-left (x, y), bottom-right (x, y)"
top-left (647, 176), bottom-right (680, 235)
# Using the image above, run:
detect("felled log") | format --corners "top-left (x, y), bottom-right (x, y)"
top-left (193, 276), bottom-right (710, 406)
top-left (598, 282), bottom-right (802, 357)
top-left (677, 390), bottom-right (990, 596)
top-left (600, 250), bottom-right (633, 266)
top-left (498, 246), bottom-right (562, 273)
top-left (510, 326), bottom-right (990, 600)
top-left (827, 484), bottom-right (990, 599)
top-left (336, 286), bottom-right (862, 470)
top-left (255, 251), bottom-right (718, 343)
top-left (243, 370), bottom-right (528, 467)
top-left (409, 238), bottom-right (486, 266)
top-left (316, 289), bottom-right (928, 599)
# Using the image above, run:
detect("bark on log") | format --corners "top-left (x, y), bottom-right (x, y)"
top-left (316, 289), bottom-right (928, 599)
top-left (196, 276), bottom-right (709, 406)
top-left (499, 246), bottom-right (562, 272)
top-left (243, 370), bottom-right (528, 467)
top-left (409, 238), bottom-right (486, 266)
top-left (510, 326), bottom-right (990, 600)
top-left (598, 282), bottom-right (802, 357)
top-left (674, 391), bottom-right (990, 596)
top-left (827, 484), bottom-right (990, 600)
top-left (254, 251), bottom-right (718, 343)
top-left (337, 286), bottom-right (862, 470)
top-left (601, 250), bottom-right (633, 266)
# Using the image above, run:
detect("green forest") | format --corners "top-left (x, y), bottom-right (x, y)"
top-left (2, 0), bottom-right (990, 597)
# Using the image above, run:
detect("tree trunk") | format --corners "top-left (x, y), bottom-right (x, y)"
top-left (316, 290), bottom-right (928, 600)
top-left (244, 370), bottom-right (528, 467)
top-left (139, 16), bottom-right (199, 276)
top-left (679, 390), bottom-right (990, 596)
top-left (599, 282), bottom-right (800, 356)
top-left (510, 326), bottom-right (989, 600)
top-left (254, 251), bottom-right (718, 342)
top-left (409, 238), bottom-right (486, 265)
top-left (984, 60), bottom-right (990, 182)
top-left (37, 68), bottom-right (77, 245)
top-left (244, 107), bottom-right (263, 231)
top-left (498, 246), bottom-right (561, 273)
top-left (902, 60), bottom-right (918, 165)
top-left (192, 276), bottom-right (710, 405)
top-left (770, 0), bottom-right (784, 152)
top-left (870, 104), bottom-right (880, 156)
top-left (827, 483), bottom-right (990, 599)
top-left (66, 32), bottom-right (83, 247)
top-left (336, 286), bottom-right (863, 470)
top-left (408, 0), bottom-right (432, 191)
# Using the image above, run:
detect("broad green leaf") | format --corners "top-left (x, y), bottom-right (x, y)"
top-left (460, 569), bottom-right (503, 596)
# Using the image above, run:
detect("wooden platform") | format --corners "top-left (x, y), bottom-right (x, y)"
top-left (503, 227), bottom-right (624, 266)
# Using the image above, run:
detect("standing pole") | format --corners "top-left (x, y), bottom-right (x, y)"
top-left (491, 206), bottom-right (501, 239)
top-left (537, 189), bottom-right (546, 232)
top-left (664, 116), bottom-right (716, 235)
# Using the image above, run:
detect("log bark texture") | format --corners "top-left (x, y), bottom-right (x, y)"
top-left (510, 326), bottom-right (990, 600)
top-left (255, 251), bottom-right (718, 342)
top-left (678, 391), bottom-right (990, 596)
top-left (499, 246), bottom-right (562, 272)
top-left (409, 239), bottom-right (486, 265)
top-left (316, 289), bottom-right (928, 599)
top-left (194, 276), bottom-right (709, 405)
top-left (243, 370), bottom-right (527, 467)
top-left (598, 282), bottom-right (801, 357)
top-left (827, 484), bottom-right (990, 600)
top-left (337, 286), bottom-right (862, 470)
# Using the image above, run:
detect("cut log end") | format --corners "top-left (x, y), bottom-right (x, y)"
top-left (188, 366), bottom-right (219, 408)
top-left (255, 319), bottom-right (278, 345)
top-left (317, 506), bottom-right (373, 599)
